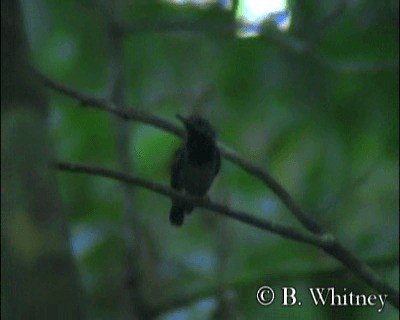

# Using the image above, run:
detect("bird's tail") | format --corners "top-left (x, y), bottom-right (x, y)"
top-left (170, 202), bottom-right (195, 226)
top-left (169, 203), bottom-right (185, 226)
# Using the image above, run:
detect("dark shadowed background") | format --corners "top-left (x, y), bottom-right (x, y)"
top-left (2, 0), bottom-right (399, 319)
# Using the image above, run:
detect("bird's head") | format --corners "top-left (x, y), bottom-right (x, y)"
top-left (176, 114), bottom-right (216, 141)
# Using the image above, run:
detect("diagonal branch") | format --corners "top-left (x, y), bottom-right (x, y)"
top-left (56, 161), bottom-right (325, 248)
top-left (56, 161), bottom-right (399, 309)
top-left (121, 19), bottom-right (398, 73)
top-left (37, 74), bottom-right (399, 308)
top-left (37, 72), bottom-right (324, 234)
top-left (149, 254), bottom-right (398, 317)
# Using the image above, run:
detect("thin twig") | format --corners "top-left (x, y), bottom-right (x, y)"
top-left (148, 254), bottom-right (399, 317)
top-left (103, 3), bottom-right (144, 317)
top-left (37, 72), bottom-right (324, 234)
top-left (56, 161), bottom-right (325, 248)
top-left (37, 74), bottom-right (399, 308)
top-left (221, 146), bottom-right (326, 234)
top-left (55, 161), bottom-right (399, 309)
top-left (122, 19), bottom-right (398, 73)
top-left (122, 18), bottom-right (237, 36)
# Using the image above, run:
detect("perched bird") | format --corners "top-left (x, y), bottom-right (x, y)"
top-left (169, 114), bottom-right (221, 226)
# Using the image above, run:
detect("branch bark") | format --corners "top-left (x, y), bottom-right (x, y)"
top-left (37, 73), bottom-right (400, 309)
top-left (121, 19), bottom-right (398, 73)
top-left (149, 254), bottom-right (398, 317)
top-left (55, 161), bottom-right (399, 309)
top-left (56, 161), bottom-right (324, 248)
top-left (103, 2), bottom-right (144, 319)
top-left (36, 72), bottom-right (324, 234)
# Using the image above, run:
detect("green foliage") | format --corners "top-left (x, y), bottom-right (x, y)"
top-left (21, 0), bottom-right (399, 318)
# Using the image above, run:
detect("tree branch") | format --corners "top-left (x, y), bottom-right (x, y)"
top-left (37, 72), bottom-right (324, 235)
top-left (56, 161), bottom-right (399, 309)
top-left (121, 19), bottom-right (398, 73)
top-left (122, 18), bottom-right (237, 36)
top-left (102, 3), bottom-right (146, 318)
top-left (148, 254), bottom-right (399, 317)
top-left (55, 161), bottom-right (325, 248)
top-left (37, 73), bottom-right (399, 308)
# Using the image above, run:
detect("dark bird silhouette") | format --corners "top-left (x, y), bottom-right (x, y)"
top-left (169, 115), bottom-right (221, 226)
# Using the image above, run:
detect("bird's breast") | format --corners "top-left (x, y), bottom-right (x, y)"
top-left (183, 162), bottom-right (216, 196)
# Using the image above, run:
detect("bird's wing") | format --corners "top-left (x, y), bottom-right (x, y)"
top-left (214, 148), bottom-right (221, 175)
top-left (170, 146), bottom-right (185, 190)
